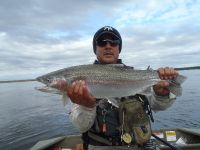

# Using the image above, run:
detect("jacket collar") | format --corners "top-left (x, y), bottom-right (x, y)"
top-left (93, 59), bottom-right (123, 64)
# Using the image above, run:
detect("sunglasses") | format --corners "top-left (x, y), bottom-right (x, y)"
top-left (96, 39), bottom-right (120, 47)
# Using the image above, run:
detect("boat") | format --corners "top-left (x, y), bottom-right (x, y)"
top-left (30, 128), bottom-right (200, 150)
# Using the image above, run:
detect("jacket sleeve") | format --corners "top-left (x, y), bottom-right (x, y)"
top-left (69, 103), bottom-right (96, 133)
top-left (144, 87), bottom-right (177, 111)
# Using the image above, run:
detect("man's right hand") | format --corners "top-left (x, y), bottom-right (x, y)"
top-left (66, 80), bottom-right (96, 108)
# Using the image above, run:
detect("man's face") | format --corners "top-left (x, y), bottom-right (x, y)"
top-left (95, 34), bottom-right (120, 64)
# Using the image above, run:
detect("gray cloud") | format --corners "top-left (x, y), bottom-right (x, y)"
top-left (0, 0), bottom-right (128, 43)
top-left (0, 0), bottom-right (199, 80)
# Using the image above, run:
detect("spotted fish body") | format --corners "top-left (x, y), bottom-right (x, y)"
top-left (36, 64), bottom-right (186, 98)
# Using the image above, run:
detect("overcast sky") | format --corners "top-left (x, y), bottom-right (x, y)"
top-left (0, 0), bottom-right (200, 80)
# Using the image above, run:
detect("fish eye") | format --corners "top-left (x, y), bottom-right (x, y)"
top-left (46, 78), bottom-right (51, 82)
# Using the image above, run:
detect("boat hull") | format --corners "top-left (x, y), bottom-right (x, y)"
top-left (31, 128), bottom-right (200, 150)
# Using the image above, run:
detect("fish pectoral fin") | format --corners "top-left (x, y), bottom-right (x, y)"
top-left (35, 86), bottom-right (62, 95)
top-left (62, 94), bottom-right (70, 106)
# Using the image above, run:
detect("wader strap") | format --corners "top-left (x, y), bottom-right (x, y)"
top-left (82, 132), bottom-right (89, 150)
top-left (136, 94), bottom-right (154, 122)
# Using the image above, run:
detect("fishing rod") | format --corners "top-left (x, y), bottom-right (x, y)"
top-left (174, 66), bottom-right (200, 71)
top-left (152, 133), bottom-right (182, 150)
top-left (0, 66), bottom-right (199, 84)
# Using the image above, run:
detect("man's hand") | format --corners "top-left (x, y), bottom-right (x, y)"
top-left (66, 80), bottom-right (96, 108)
top-left (153, 67), bottom-right (178, 96)
top-left (52, 80), bottom-right (96, 108)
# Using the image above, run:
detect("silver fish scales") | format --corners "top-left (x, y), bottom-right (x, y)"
top-left (36, 64), bottom-right (186, 99)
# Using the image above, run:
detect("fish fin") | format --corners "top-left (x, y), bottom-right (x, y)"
top-left (35, 86), bottom-right (62, 95)
top-left (62, 94), bottom-right (70, 106)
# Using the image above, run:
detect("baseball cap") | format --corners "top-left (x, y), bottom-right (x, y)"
top-left (93, 26), bottom-right (122, 53)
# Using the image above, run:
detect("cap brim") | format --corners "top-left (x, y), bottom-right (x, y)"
top-left (95, 31), bottom-right (120, 41)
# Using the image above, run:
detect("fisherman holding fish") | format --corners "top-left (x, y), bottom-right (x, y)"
top-left (67, 26), bottom-right (181, 150)
top-left (37, 26), bottom-right (184, 150)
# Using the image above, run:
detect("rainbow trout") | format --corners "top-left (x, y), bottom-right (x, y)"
top-left (36, 64), bottom-right (186, 100)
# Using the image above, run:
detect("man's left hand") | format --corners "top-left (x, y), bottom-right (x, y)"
top-left (153, 67), bottom-right (178, 96)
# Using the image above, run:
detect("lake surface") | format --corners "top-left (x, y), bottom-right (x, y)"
top-left (0, 70), bottom-right (199, 150)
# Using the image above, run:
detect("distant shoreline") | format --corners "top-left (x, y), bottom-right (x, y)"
top-left (0, 79), bottom-right (36, 83)
top-left (175, 66), bottom-right (200, 71)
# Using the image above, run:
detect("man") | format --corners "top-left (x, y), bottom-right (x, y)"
top-left (67, 26), bottom-right (179, 150)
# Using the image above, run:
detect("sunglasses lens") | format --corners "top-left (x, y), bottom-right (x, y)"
top-left (97, 40), bottom-right (107, 47)
top-left (96, 39), bottom-right (120, 47)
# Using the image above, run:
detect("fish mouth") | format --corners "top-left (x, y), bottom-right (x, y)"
top-left (36, 76), bottom-right (51, 85)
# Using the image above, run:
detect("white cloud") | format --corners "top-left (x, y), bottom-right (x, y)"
top-left (0, 0), bottom-right (199, 80)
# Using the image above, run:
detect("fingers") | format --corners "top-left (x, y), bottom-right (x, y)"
top-left (153, 85), bottom-right (170, 96)
top-left (155, 66), bottom-right (178, 96)
top-left (153, 81), bottom-right (170, 96)
top-left (73, 80), bottom-right (83, 96)
top-left (67, 80), bottom-right (85, 99)
top-left (156, 80), bottom-right (169, 87)
top-left (66, 80), bottom-right (96, 108)
top-left (158, 67), bottom-right (178, 80)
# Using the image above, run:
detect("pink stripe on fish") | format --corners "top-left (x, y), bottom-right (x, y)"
top-left (87, 79), bottom-right (155, 85)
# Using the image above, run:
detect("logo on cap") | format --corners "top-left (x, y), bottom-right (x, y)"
top-left (104, 26), bottom-right (113, 31)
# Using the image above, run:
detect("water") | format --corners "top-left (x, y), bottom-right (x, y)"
top-left (0, 82), bottom-right (79, 150)
top-left (0, 70), bottom-right (199, 150)
top-left (152, 70), bottom-right (200, 129)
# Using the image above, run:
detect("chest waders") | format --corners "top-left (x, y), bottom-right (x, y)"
top-left (82, 95), bottom-right (154, 150)
top-left (119, 95), bottom-right (154, 145)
